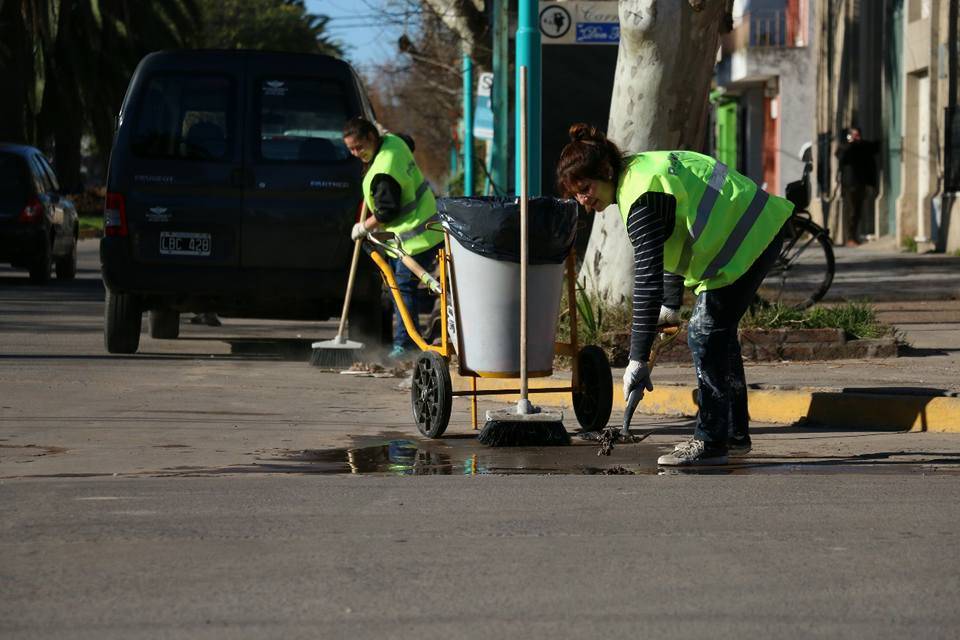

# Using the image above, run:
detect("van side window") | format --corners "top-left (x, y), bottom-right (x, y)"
top-left (30, 156), bottom-right (53, 193)
top-left (259, 78), bottom-right (349, 163)
top-left (37, 155), bottom-right (61, 192)
top-left (132, 75), bottom-right (234, 161)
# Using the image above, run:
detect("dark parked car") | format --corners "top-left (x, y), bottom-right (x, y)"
top-left (0, 144), bottom-right (79, 283)
top-left (100, 50), bottom-right (384, 353)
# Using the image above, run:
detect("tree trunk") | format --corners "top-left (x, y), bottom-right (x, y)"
top-left (420, 0), bottom-right (490, 67)
top-left (580, 0), bottom-right (725, 305)
top-left (0, 0), bottom-right (40, 144)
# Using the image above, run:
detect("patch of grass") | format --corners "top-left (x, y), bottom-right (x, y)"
top-left (78, 215), bottom-right (103, 232)
top-left (901, 236), bottom-right (918, 253)
top-left (743, 301), bottom-right (897, 340)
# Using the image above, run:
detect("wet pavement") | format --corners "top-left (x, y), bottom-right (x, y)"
top-left (158, 432), bottom-right (960, 478)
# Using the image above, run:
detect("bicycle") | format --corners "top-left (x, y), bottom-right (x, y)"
top-left (757, 147), bottom-right (836, 310)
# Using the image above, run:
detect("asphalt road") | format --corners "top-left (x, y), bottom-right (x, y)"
top-left (1, 240), bottom-right (959, 639)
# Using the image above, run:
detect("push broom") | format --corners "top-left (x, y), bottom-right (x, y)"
top-left (310, 202), bottom-right (370, 368)
top-left (478, 66), bottom-right (569, 447)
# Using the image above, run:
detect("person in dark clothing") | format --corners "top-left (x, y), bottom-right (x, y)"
top-left (835, 127), bottom-right (880, 246)
top-left (342, 117), bottom-right (442, 359)
top-left (557, 124), bottom-right (793, 466)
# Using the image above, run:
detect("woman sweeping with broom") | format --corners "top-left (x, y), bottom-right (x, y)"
top-left (343, 117), bottom-right (444, 360)
top-left (556, 124), bottom-right (793, 466)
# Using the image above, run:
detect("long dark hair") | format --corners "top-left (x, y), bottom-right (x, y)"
top-left (555, 123), bottom-right (623, 197)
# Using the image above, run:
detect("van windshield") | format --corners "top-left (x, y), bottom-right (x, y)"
top-left (0, 154), bottom-right (30, 206)
top-left (131, 75), bottom-right (234, 161)
top-left (259, 78), bottom-right (350, 163)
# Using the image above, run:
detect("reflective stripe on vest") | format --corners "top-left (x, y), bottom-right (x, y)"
top-left (396, 180), bottom-right (430, 217)
top-left (675, 159), bottom-right (727, 275)
top-left (700, 188), bottom-right (769, 280)
top-left (398, 213), bottom-right (439, 242)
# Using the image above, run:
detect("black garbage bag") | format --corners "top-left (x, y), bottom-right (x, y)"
top-left (437, 196), bottom-right (578, 265)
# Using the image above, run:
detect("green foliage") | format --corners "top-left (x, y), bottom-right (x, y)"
top-left (575, 283), bottom-right (603, 346)
top-left (901, 236), bottom-right (918, 253)
top-left (78, 215), bottom-right (104, 232)
top-left (196, 0), bottom-right (342, 55)
top-left (742, 301), bottom-right (894, 340)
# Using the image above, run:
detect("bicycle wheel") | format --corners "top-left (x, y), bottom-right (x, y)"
top-left (758, 216), bottom-right (835, 310)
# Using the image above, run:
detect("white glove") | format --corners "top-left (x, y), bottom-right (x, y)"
top-left (623, 360), bottom-right (654, 401)
top-left (657, 305), bottom-right (682, 327)
top-left (350, 222), bottom-right (369, 242)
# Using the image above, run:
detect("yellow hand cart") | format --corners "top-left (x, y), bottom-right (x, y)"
top-left (362, 227), bottom-right (614, 439)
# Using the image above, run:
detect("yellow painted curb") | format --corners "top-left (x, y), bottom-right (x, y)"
top-left (451, 373), bottom-right (960, 433)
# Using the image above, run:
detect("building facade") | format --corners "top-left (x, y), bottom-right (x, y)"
top-left (815, 0), bottom-right (960, 251)
top-left (715, 0), bottom-right (815, 197)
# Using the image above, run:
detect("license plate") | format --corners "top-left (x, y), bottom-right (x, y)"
top-left (159, 232), bottom-right (211, 256)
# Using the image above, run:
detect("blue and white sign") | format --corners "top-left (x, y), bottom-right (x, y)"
top-left (539, 1), bottom-right (619, 45)
top-left (576, 22), bottom-right (619, 43)
top-left (473, 72), bottom-right (494, 141)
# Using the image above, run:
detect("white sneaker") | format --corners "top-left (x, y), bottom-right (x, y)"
top-left (657, 305), bottom-right (682, 327)
top-left (657, 439), bottom-right (728, 466)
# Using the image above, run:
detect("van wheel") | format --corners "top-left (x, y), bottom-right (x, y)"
top-left (104, 289), bottom-right (142, 354)
top-left (29, 241), bottom-right (52, 284)
top-left (55, 237), bottom-right (78, 280)
top-left (148, 309), bottom-right (180, 339)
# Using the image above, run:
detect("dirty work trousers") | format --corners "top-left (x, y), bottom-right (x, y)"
top-left (390, 245), bottom-right (439, 351)
top-left (687, 232), bottom-right (784, 447)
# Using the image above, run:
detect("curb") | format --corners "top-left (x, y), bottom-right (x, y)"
top-left (451, 373), bottom-right (960, 433)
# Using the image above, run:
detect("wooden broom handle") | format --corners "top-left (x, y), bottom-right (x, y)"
top-left (336, 201), bottom-right (368, 340)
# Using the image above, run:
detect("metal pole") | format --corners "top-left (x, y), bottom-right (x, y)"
top-left (491, 0), bottom-right (509, 195)
top-left (463, 52), bottom-right (474, 196)
top-left (518, 66), bottom-right (529, 410)
top-left (515, 0), bottom-right (541, 196)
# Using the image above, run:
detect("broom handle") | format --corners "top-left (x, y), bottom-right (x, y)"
top-left (336, 201), bottom-right (369, 340)
top-left (519, 65), bottom-right (529, 404)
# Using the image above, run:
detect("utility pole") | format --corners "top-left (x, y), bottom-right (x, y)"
top-left (463, 51), bottom-right (474, 196)
top-left (491, 0), bottom-right (509, 195)
top-left (515, 0), bottom-right (541, 196)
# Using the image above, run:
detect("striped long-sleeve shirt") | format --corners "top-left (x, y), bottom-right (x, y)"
top-left (625, 191), bottom-right (677, 362)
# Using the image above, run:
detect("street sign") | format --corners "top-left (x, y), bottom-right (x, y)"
top-left (474, 72), bottom-right (494, 140)
top-left (538, 1), bottom-right (619, 45)
top-left (477, 72), bottom-right (494, 98)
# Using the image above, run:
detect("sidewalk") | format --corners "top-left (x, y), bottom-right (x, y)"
top-left (453, 247), bottom-right (960, 433)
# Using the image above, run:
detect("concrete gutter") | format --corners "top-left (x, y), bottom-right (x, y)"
top-left (450, 373), bottom-right (960, 433)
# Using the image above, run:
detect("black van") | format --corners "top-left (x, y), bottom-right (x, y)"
top-left (100, 50), bottom-right (384, 353)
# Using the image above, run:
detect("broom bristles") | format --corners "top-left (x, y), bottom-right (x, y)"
top-left (309, 346), bottom-right (361, 368)
top-left (310, 336), bottom-right (365, 368)
top-left (477, 420), bottom-right (570, 447)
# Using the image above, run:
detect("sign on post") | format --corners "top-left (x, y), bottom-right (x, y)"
top-left (473, 71), bottom-right (495, 141)
top-left (539, 1), bottom-right (619, 45)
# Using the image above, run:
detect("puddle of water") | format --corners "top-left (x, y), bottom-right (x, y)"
top-left (191, 436), bottom-right (960, 477)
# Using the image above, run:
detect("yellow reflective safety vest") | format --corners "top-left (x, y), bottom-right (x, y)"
top-left (616, 151), bottom-right (793, 293)
top-left (362, 133), bottom-right (443, 256)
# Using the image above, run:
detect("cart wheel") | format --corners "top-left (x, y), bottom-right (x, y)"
top-left (572, 345), bottom-right (613, 432)
top-left (411, 351), bottom-right (452, 439)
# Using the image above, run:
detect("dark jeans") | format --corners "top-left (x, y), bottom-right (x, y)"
top-left (841, 184), bottom-right (875, 242)
top-left (391, 245), bottom-right (439, 351)
top-left (687, 232), bottom-right (784, 447)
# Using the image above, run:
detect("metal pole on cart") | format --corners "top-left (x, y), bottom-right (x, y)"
top-left (517, 65), bottom-right (532, 414)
